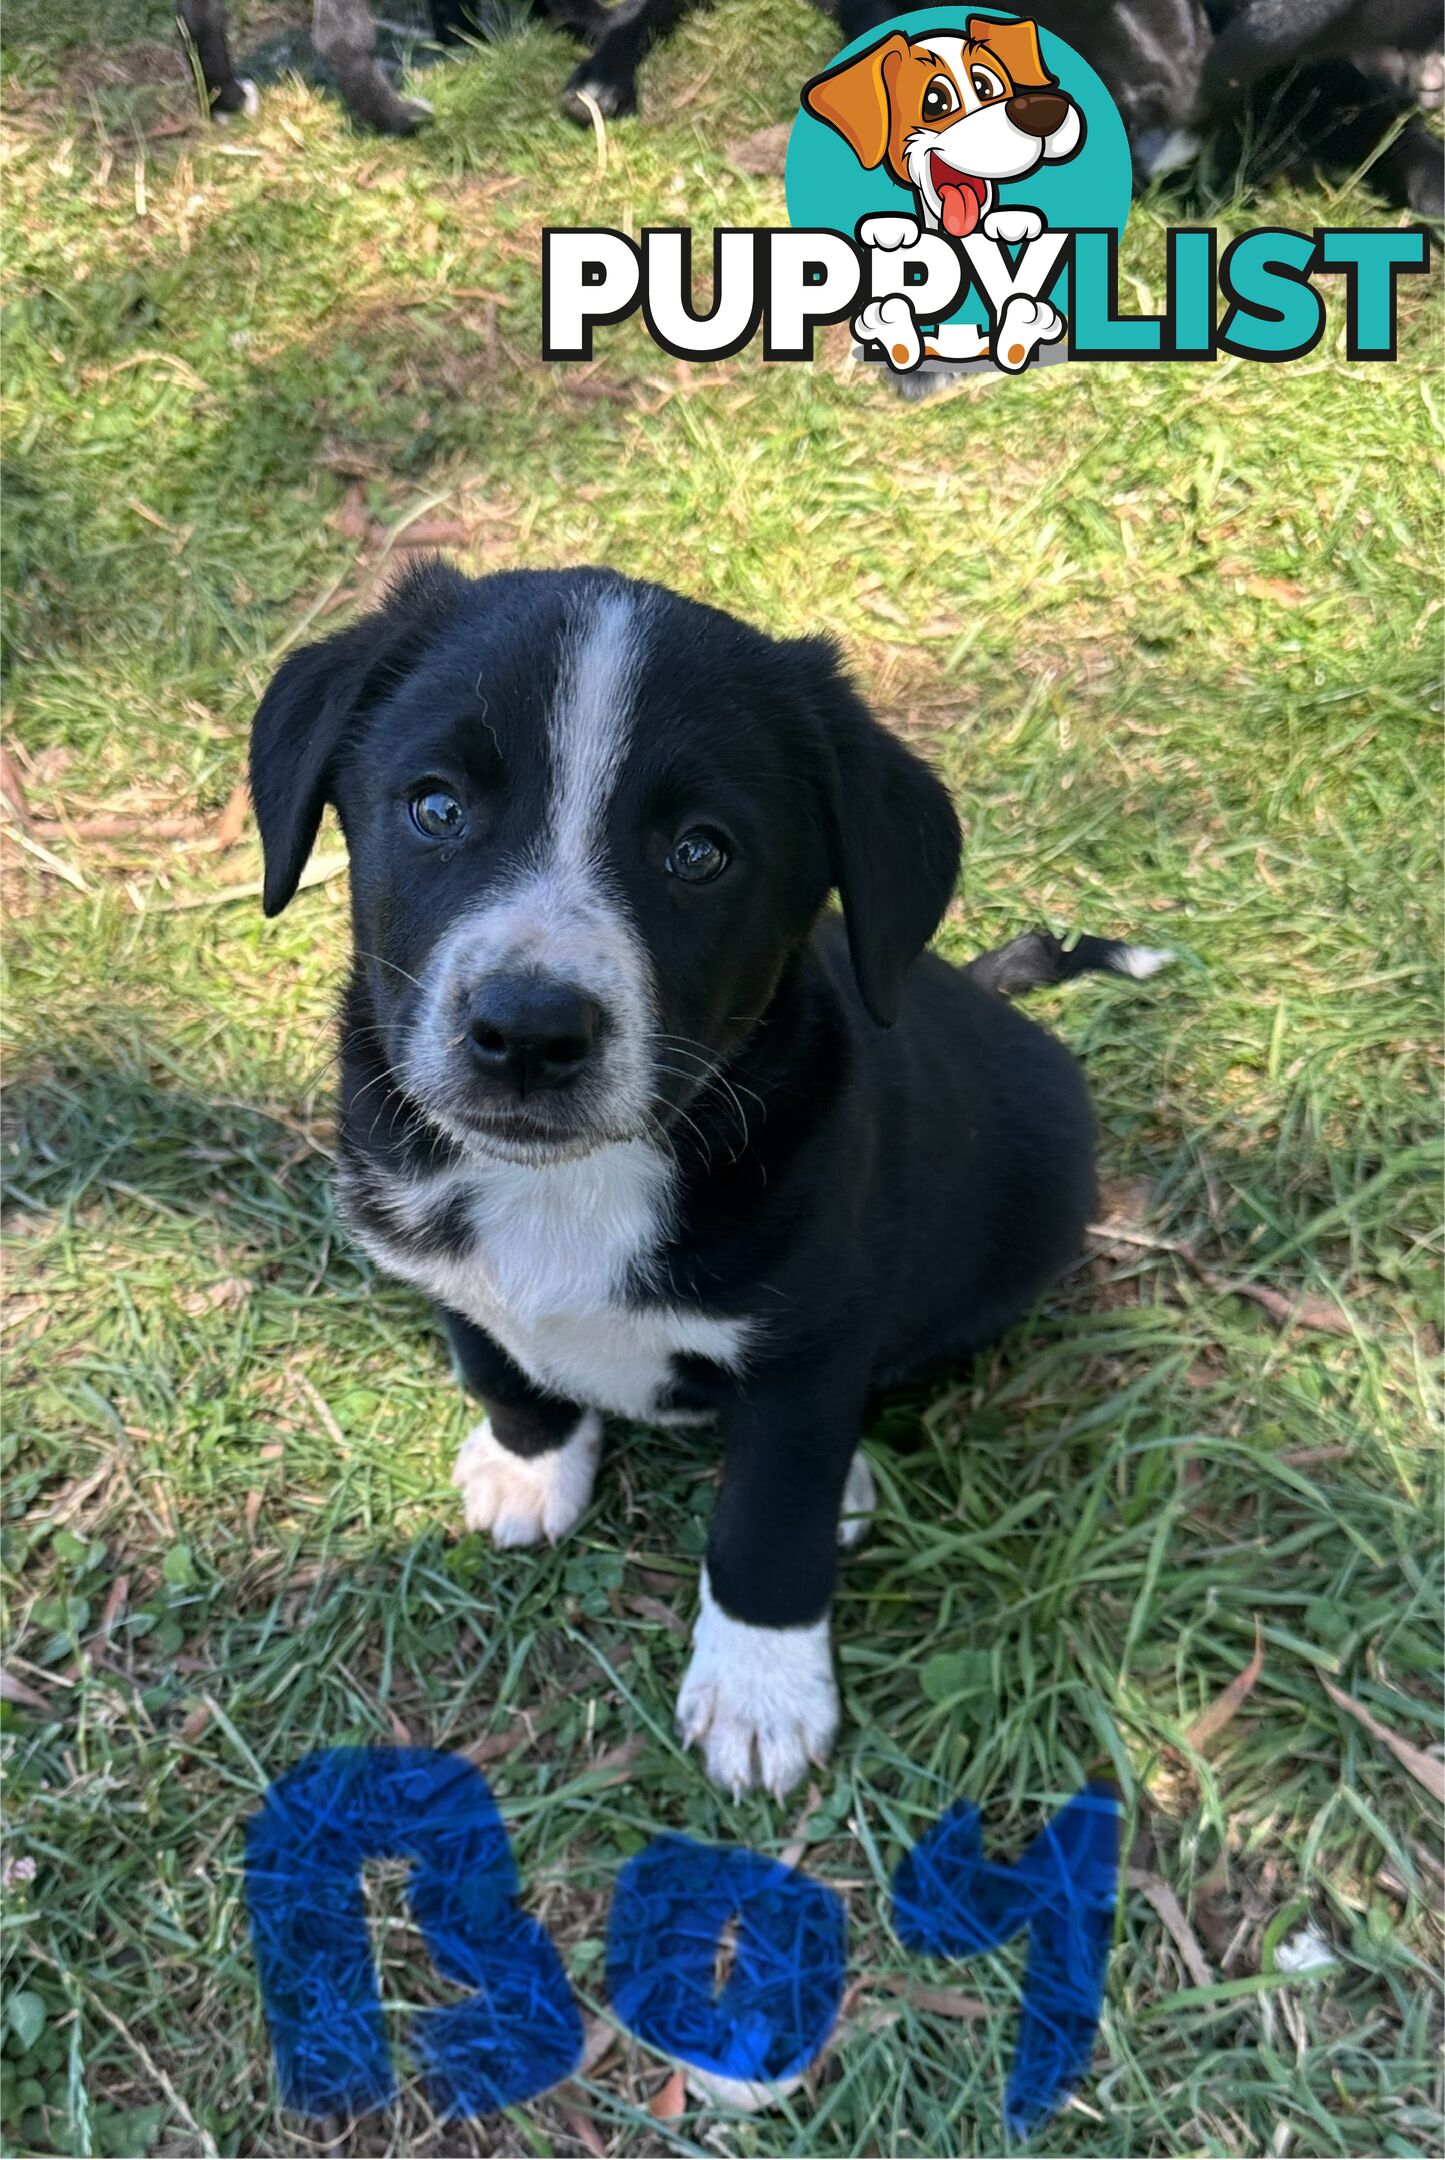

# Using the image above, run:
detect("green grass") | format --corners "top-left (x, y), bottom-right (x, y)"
top-left (3, 4), bottom-right (1443, 2154)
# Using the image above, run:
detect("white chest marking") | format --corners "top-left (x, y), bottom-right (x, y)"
top-left (344, 1142), bottom-right (750, 1421)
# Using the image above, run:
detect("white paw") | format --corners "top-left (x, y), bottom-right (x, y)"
top-left (239, 77), bottom-right (260, 117)
top-left (1112, 944), bottom-right (1174, 980)
top-left (858, 213), bottom-right (920, 251)
top-left (451, 1411), bottom-right (602, 1547)
top-left (1138, 125), bottom-right (1200, 178)
top-left (853, 294), bottom-right (922, 371)
top-left (982, 205), bottom-right (1044, 245)
top-left (837, 1448), bottom-right (876, 1549)
top-left (677, 1570), bottom-right (839, 1798)
top-left (993, 291), bottom-right (1065, 372)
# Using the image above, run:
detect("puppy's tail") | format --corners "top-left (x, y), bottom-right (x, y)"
top-left (966, 929), bottom-right (1173, 999)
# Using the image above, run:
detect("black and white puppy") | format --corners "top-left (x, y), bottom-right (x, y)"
top-left (250, 563), bottom-right (1166, 1796)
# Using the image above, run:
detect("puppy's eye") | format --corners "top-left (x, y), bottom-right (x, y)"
top-left (409, 789), bottom-right (465, 840)
top-left (666, 829), bottom-right (729, 884)
top-left (970, 65), bottom-right (1004, 100)
top-left (922, 74), bottom-right (958, 119)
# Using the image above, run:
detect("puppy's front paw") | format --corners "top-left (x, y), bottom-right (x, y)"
top-left (853, 295), bottom-right (922, 371)
top-left (858, 213), bottom-right (920, 251)
top-left (451, 1411), bottom-right (602, 1548)
top-left (982, 205), bottom-right (1044, 245)
top-left (677, 1571), bottom-right (839, 1798)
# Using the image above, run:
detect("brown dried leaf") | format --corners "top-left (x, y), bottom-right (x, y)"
top-left (1319, 1676), bottom-right (1445, 1805)
top-left (876, 1975), bottom-right (991, 2018)
top-left (178, 1700), bottom-right (213, 1743)
top-left (394, 517), bottom-right (471, 549)
top-left (1125, 1869), bottom-right (1213, 1987)
top-left (463, 1724), bottom-right (527, 1767)
top-left (1186, 1618), bottom-right (1264, 1752)
top-left (244, 1490), bottom-right (263, 1544)
top-left (623, 1592), bottom-right (687, 1638)
top-left (0, 1668), bottom-right (53, 1711)
top-left (177, 1276), bottom-right (251, 1317)
top-left (213, 778), bottom-right (250, 850)
top-left (557, 2101), bottom-right (606, 2156)
top-left (648, 2067), bottom-right (687, 2119)
top-left (780, 1781), bottom-right (824, 1870)
top-left (588, 1735), bottom-right (646, 1783)
top-left (724, 121), bottom-right (790, 176)
top-left (1245, 576), bottom-right (1307, 606)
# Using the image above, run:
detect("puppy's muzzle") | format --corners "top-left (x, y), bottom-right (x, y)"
top-left (1005, 91), bottom-right (1070, 137)
top-left (464, 973), bottom-right (602, 1101)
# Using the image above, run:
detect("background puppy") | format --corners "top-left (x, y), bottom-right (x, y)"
top-left (250, 561), bottom-right (1165, 1797)
top-left (179, 0), bottom-right (608, 132)
top-left (567, 0), bottom-right (1438, 213)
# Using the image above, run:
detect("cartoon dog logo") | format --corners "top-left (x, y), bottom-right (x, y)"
top-left (801, 16), bottom-right (1085, 373)
top-left (802, 16), bottom-right (1084, 238)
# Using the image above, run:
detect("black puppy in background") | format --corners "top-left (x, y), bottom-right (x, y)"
top-left (250, 561), bottom-right (1167, 1796)
top-left (559, 0), bottom-right (1440, 214)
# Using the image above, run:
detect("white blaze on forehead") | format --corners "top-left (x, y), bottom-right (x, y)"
top-left (546, 588), bottom-right (650, 870)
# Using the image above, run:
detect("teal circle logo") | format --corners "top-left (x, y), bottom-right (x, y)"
top-left (784, 9), bottom-right (1131, 362)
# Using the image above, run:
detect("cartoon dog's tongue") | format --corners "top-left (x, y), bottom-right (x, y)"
top-left (938, 182), bottom-right (980, 237)
top-left (929, 159), bottom-right (985, 238)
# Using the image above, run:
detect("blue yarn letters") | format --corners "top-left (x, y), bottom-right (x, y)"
top-left (245, 1749), bottom-right (1117, 2136)
top-left (893, 1781), bottom-right (1120, 2135)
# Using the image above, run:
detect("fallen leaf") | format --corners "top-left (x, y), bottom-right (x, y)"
top-left (1245, 576), bottom-right (1307, 606)
top-left (1228, 1281), bottom-right (1354, 1336)
top-left (1186, 1618), bottom-right (1264, 1752)
top-left (725, 121), bottom-right (790, 176)
top-left (623, 1592), bottom-right (687, 1638)
top-left (394, 517), bottom-right (471, 549)
top-left (1125, 1869), bottom-right (1213, 1988)
top-left (780, 1781), bottom-right (824, 1869)
top-left (177, 1276), bottom-right (251, 1317)
top-left (1319, 1676), bottom-right (1445, 1804)
top-left (577, 2017), bottom-right (618, 2077)
top-left (0, 1669), bottom-right (53, 1711)
top-left (244, 1491), bottom-right (263, 1544)
top-left (876, 1976), bottom-right (991, 2019)
top-left (96, 1574), bottom-right (130, 1636)
top-left (557, 2101), bottom-right (606, 2156)
top-left (463, 1724), bottom-right (527, 1766)
top-left (588, 1735), bottom-right (646, 1782)
top-left (649, 2068), bottom-right (687, 2120)
top-left (333, 483), bottom-right (374, 541)
top-left (213, 778), bottom-right (250, 850)
top-left (178, 1700), bottom-right (212, 1744)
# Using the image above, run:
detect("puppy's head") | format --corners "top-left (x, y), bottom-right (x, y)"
top-left (251, 564), bottom-right (960, 1164)
top-left (803, 16), bottom-right (1083, 234)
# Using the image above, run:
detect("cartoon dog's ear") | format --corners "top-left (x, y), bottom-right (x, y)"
top-left (801, 32), bottom-right (910, 170)
top-left (967, 12), bottom-right (1055, 90)
top-left (794, 639), bottom-right (961, 1028)
top-left (249, 557), bottom-right (467, 916)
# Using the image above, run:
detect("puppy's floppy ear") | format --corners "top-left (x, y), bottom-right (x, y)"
top-left (967, 13), bottom-right (1055, 90)
top-left (249, 558), bottom-right (466, 916)
top-left (802, 32), bottom-right (910, 170)
top-left (795, 640), bottom-right (961, 1028)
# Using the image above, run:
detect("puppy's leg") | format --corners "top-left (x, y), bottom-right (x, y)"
top-left (313, 0), bottom-right (433, 133)
top-left (559, 0), bottom-right (692, 122)
top-left (678, 1372), bottom-right (864, 1798)
top-left (177, 0), bottom-right (257, 115)
top-left (443, 1311), bottom-right (602, 1548)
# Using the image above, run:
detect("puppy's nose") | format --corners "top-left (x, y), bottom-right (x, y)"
top-left (1005, 90), bottom-right (1069, 136)
top-left (465, 975), bottom-right (601, 1097)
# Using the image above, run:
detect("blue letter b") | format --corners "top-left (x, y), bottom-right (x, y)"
top-left (245, 1748), bottom-right (582, 2119)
